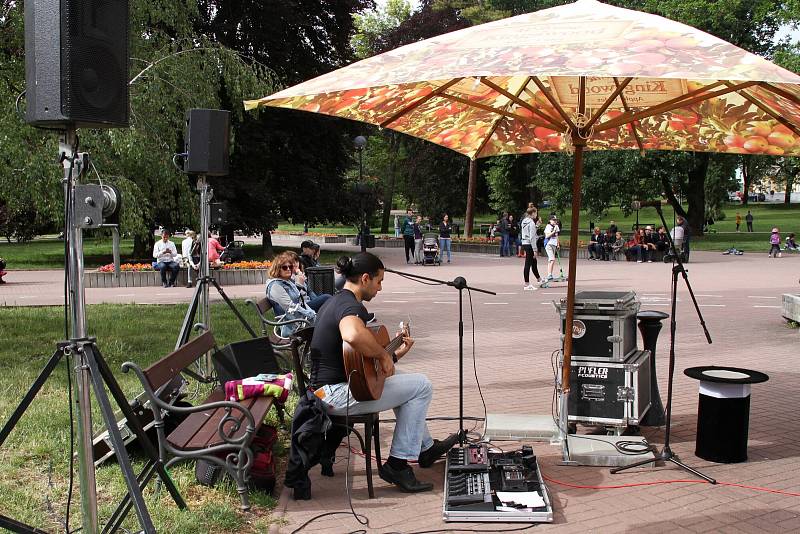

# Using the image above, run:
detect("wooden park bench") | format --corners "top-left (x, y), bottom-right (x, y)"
top-left (122, 328), bottom-right (273, 510)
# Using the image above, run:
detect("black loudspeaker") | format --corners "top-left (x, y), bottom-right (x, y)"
top-left (25, 0), bottom-right (129, 128)
top-left (211, 337), bottom-right (282, 383)
top-left (210, 202), bottom-right (228, 225)
top-left (305, 266), bottom-right (336, 295)
top-left (184, 109), bottom-right (230, 176)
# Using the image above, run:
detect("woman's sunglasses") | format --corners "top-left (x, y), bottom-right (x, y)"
top-left (280, 264), bottom-right (293, 271)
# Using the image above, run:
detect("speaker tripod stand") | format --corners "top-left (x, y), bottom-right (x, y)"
top-left (611, 204), bottom-right (715, 484)
top-left (175, 176), bottom-right (256, 369)
top-left (0, 132), bottom-right (184, 534)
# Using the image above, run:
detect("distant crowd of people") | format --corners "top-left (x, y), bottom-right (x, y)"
top-left (586, 217), bottom-right (690, 263)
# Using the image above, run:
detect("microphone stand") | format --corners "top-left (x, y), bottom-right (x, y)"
top-left (611, 203), bottom-right (715, 483)
top-left (383, 267), bottom-right (495, 445)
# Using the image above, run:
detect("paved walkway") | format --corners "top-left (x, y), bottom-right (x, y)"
top-left (2, 243), bottom-right (800, 532)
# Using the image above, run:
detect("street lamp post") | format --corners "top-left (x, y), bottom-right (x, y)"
top-left (354, 135), bottom-right (367, 253)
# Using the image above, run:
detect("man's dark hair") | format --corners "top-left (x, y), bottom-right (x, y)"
top-left (336, 252), bottom-right (384, 283)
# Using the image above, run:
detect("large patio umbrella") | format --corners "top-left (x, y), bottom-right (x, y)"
top-left (245, 0), bottom-right (800, 408)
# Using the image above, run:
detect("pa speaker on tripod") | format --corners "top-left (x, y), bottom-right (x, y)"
top-left (184, 109), bottom-right (230, 176)
top-left (25, 0), bottom-right (129, 128)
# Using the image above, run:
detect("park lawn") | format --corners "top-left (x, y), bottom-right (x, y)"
top-left (0, 301), bottom-right (287, 533)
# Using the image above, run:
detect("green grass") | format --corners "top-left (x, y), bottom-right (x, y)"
top-left (0, 301), bottom-right (287, 533)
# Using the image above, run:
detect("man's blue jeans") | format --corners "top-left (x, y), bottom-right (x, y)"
top-left (499, 233), bottom-right (508, 256)
top-left (327, 372), bottom-right (434, 461)
top-left (156, 261), bottom-right (179, 286)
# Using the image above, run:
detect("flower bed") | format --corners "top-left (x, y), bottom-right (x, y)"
top-left (87, 261), bottom-right (272, 288)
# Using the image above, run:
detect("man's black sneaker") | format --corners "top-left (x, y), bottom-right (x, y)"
top-left (365, 312), bottom-right (376, 324)
top-left (379, 463), bottom-right (433, 493)
top-left (418, 432), bottom-right (460, 468)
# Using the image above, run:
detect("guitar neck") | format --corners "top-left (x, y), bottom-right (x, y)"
top-left (385, 334), bottom-right (405, 354)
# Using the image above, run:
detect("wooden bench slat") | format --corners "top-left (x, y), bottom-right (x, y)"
top-left (167, 391), bottom-right (273, 450)
top-left (143, 331), bottom-right (216, 390)
top-left (166, 389), bottom-right (226, 449)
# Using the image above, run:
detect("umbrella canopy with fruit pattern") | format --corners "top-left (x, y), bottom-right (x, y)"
top-left (245, 0), bottom-right (800, 425)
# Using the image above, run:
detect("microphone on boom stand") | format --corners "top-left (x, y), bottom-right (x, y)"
top-left (382, 267), bottom-right (494, 445)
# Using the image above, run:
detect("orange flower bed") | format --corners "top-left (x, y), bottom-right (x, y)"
top-left (222, 261), bottom-right (272, 270)
top-left (97, 263), bottom-right (153, 272)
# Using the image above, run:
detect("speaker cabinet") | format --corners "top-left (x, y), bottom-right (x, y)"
top-left (25, 0), bottom-right (129, 128)
top-left (184, 109), bottom-right (230, 176)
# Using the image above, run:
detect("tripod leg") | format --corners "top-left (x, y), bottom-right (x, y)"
top-left (91, 345), bottom-right (187, 510)
top-left (104, 461), bottom-right (158, 534)
top-left (81, 344), bottom-right (156, 534)
top-left (209, 278), bottom-right (257, 338)
top-left (0, 346), bottom-right (65, 447)
top-left (667, 457), bottom-right (716, 484)
top-left (176, 281), bottom-right (203, 349)
top-left (610, 455), bottom-right (660, 474)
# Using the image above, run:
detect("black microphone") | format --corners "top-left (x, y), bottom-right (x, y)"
top-left (631, 199), bottom-right (662, 210)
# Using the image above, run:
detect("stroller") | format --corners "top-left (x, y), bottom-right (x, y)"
top-left (219, 240), bottom-right (245, 264)
top-left (422, 233), bottom-right (441, 265)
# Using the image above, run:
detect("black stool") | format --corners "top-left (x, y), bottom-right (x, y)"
top-left (684, 366), bottom-right (769, 463)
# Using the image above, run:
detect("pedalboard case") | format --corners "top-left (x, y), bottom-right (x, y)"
top-left (443, 444), bottom-right (553, 523)
top-left (567, 349), bottom-right (652, 428)
top-left (556, 290), bottom-right (640, 362)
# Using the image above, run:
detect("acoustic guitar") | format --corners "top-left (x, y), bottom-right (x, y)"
top-left (343, 322), bottom-right (410, 401)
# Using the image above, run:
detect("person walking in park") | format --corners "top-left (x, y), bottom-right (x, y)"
top-left (735, 212), bottom-right (742, 232)
top-left (676, 215), bottom-right (691, 261)
top-left (498, 212), bottom-right (509, 257)
top-left (521, 207), bottom-right (543, 290)
top-left (402, 209), bottom-right (415, 263)
top-left (769, 227), bottom-right (782, 258)
top-left (439, 214), bottom-right (453, 263)
top-left (413, 215), bottom-right (424, 264)
top-left (507, 214), bottom-right (519, 257)
top-left (746, 210), bottom-right (754, 232)
top-left (181, 230), bottom-right (200, 288)
top-left (543, 215), bottom-right (560, 281)
top-left (394, 214), bottom-right (400, 238)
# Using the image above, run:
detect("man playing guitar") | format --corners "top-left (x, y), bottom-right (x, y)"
top-left (309, 252), bottom-right (459, 493)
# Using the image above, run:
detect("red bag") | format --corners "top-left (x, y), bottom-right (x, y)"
top-left (248, 425), bottom-right (277, 491)
top-left (195, 425), bottom-right (278, 492)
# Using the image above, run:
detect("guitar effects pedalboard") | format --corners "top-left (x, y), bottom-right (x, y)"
top-left (443, 444), bottom-right (553, 523)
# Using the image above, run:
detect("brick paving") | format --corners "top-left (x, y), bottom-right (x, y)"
top-left (2, 239), bottom-right (799, 532)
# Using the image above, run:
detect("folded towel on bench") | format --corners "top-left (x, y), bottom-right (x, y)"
top-left (225, 373), bottom-right (293, 404)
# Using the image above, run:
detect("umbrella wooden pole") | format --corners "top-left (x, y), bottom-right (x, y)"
top-left (561, 139), bottom-right (585, 392)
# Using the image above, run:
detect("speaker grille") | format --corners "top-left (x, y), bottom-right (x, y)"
top-left (61, 0), bottom-right (129, 127)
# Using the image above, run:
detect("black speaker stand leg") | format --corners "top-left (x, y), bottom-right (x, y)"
top-left (176, 276), bottom-right (257, 351)
top-left (611, 445), bottom-right (716, 483)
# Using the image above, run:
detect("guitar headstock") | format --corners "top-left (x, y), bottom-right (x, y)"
top-left (398, 320), bottom-right (411, 338)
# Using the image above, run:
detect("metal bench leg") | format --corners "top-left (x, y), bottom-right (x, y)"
top-left (234, 448), bottom-right (252, 511)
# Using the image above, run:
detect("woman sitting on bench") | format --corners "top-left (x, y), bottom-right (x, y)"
top-left (266, 252), bottom-right (326, 336)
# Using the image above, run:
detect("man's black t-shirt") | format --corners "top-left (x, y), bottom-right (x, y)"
top-left (310, 289), bottom-right (368, 388)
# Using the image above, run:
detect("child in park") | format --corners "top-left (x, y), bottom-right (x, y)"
top-left (786, 233), bottom-right (798, 253)
top-left (768, 228), bottom-right (782, 258)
